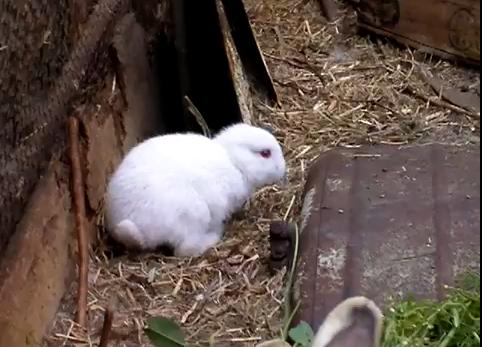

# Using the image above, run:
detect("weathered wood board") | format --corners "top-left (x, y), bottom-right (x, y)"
top-left (354, 0), bottom-right (480, 65)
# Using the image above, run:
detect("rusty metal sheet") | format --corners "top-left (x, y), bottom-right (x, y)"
top-left (295, 144), bottom-right (480, 331)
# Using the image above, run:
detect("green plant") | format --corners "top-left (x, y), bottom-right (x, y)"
top-left (278, 224), bottom-right (315, 347)
top-left (288, 321), bottom-right (314, 347)
top-left (382, 272), bottom-right (480, 347)
top-left (145, 316), bottom-right (186, 347)
top-left (280, 223), bottom-right (302, 341)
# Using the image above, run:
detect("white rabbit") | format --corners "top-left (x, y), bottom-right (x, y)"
top-left (105, 122), bottom-right (286, 257)
top-left (311, 296), bottom-right (383, 347)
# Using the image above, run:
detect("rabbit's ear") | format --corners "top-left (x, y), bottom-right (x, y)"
top-left (311, 296), bottom-right (383, 347)
top-left (323, 305), bottom-right (380, 347)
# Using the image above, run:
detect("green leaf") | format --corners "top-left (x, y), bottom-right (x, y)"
top-left (288, 321), bottom-right (314, 347)
top-left (144, 317), bottom-right (186, 347)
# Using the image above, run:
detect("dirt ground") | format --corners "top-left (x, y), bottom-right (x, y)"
top-left (43, 0), bottom-right (480, 346)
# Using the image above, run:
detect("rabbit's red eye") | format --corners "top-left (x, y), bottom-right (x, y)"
top-left (260, 149), bottom-right (271, 158)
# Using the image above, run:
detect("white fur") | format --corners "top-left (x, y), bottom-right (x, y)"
top-left (311, 296), bottom-right (383, 347)
top-left (105, 123), bottom-right (286, 257)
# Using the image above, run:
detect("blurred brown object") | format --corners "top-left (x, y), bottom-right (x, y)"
top-left (268, 221), bottom-right (295, 274)
top-left (417, 65), bottom-right (481, 114)
top-left (352, 0), bottom-right (480, 65)
top-left (317, 0), bottom-right (340, 22)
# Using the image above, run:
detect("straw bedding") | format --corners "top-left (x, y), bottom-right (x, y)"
top-left (43, 0), bottom-right (480, 346)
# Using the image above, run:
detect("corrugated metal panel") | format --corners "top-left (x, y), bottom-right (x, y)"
top-left (296, 144), bottom-right (480, 331)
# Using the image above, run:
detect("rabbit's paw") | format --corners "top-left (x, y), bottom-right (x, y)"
top-left (112, 219), bottom-right (146, 249)
top-left (174, 232), bottom-right (221, 257)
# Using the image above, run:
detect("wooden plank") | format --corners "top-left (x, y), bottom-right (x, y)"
top-left (219, 0), bottom-right (279, 105)
top-left (354, 0), bottom-right (480, 65)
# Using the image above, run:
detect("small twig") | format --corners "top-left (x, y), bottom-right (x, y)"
top-left (283, 195), bottom-right (296, 221)
top-left (392, 251), bottom-right (435, 262)
top-left (68, 116), bottom-right (89, 328)
top-left (184, 96), bottom-right (212, 137)
top-left (283, 300), bottom-right (301, 338)
top-left (99, 307), bottom-right (114, 347)
top-left (273, 78), bottom-right (314, 93)
top-left (353, 154), bottom-right (381, 158)
top-left (403, 86), bottom-right (479, 120)
top-left (292, 57), bottom-right (326, 88)
top-left (263, 52), bottom-right (307, 70)
top-left (281, 224), bottom-right (300, 340)
top-left (340, 98), bottom-right (405, 118)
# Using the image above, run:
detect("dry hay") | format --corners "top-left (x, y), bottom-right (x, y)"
top-left (44, 0), bottom-right (480, 346)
